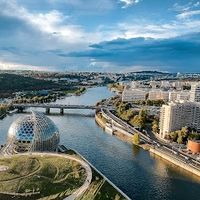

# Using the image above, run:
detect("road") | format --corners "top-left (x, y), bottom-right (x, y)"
top-left (101, 108), bottom-right (200, 170)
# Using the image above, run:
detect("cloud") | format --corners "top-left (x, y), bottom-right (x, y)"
top-left (0, 59), bottom-right (53, 71)
top-left (116, 18), bottom-right (200, 39)
top-left (172, 1), bottom-right (200, 12)
top-left (0, 0), bottom-right (199, 72)
top-left (194, 1), bottom-right (200, 7)
top-left (119, 0), bottom-right (141, 8)
top-left (172, 2), bottom-right (193, 12)
top-left (64, 32), bottom-right (200, 72)
top-left (177, 9), bottom-right (200, 19)
top-left (0, 0), bottom-right (87, 44)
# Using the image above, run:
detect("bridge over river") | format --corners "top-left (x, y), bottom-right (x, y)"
top-left (12, 103), bottom-right (100, 114)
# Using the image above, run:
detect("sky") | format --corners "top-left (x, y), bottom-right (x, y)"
top-left (0, 0), bottom-right (200, 72)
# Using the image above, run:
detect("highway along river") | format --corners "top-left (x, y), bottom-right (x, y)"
top-left (0, 86), bottom-right (200, 200)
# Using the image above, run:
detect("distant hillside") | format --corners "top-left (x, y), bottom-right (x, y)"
top-left (129, 71), bottom-right (171, 75)
top-left (0, 73), bottom-right (62, 97)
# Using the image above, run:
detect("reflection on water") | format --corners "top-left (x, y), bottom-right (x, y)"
top-left (0, 87), bottom-right (200, 200)
top-left (132, 145), bottom-right (140, 157)
top-left (150, 153), bottom-right (200, 183)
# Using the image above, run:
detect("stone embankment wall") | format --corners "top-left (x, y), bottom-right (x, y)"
top-left (150, 148), bottom-right (200, 177)
top-left (95, 113), bottom-right (106, 129)
top-left (96, 111), bottom-right (200, 177)
top-left (95, 113), bottom-right (133, 143)
top-left (74, 150), bottom-right (131, 200)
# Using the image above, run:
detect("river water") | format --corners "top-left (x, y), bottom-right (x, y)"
top-left (0, 87), bottom-right (200, 200)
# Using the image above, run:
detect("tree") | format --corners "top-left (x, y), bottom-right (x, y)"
top-left (177, 136), bottom-right (183, 144)
top-left (176, 127), bottom-right (189, 143)
top-left (130, 115), bottom-right (144, 129)
top-left (188, 131), bottom-right (200, 140)
top-left (139, 109), bottom-right (147, 122)
top-left (132, 133), bottom-right (140, 145)
top-left (180, 127), bottom-right (188, 139)
top-left (152, 119), bottom-right (159, 133)
top-left (169, 131), bottom-right (178, 142)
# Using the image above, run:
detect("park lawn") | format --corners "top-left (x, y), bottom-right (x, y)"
top-left (0, 155), bottom-right (87, 198)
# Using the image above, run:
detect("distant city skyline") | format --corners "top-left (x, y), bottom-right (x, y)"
top-left (0, 0), bottom-right (200, 72)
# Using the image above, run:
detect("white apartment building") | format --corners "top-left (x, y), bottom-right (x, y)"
top-left (122, 87), bottom-right (148, 102)
top-left (169, 91), bottom-right (190, 102)
top-left (149, 81), bottom-right (157, 89)
top-left (171, 81), bottom-right (183, 90)
top-left (131, 81), bottom-right (140, 89)
top-left (190, 82), bottom-right (200, 102)
top-left (161, 81), bottom-right (170, 89)
top-left (148, 89), bottom-right (169, 101)
top-left (176, 91), bottom-right (190, 101)
top-left (159, 102), bottom-right (200, 138)
top-left (148, 89), bottom-right (190, 102)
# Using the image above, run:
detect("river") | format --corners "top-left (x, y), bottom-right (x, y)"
top-left (0, 86), bottom-right (200, 200)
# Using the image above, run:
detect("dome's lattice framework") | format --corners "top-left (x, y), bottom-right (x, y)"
top-left (6, 111), bottom-right (60, 153)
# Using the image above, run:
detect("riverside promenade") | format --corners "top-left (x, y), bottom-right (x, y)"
top-left (96, 109), bottom-right (200, 178)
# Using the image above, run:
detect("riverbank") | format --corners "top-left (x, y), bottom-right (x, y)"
top-left (0, 104), bottom-right (12, 120)
top-left (0, 87), bottom-right (87, 120)
top-left (96, 109), bottom-right (200, 178)
top-left (12, 87), bottom-right (87, 104)
top-left (72, 150), bottom-right (131, 200)
top-left (108, 83), bottom-right (124, 94)
top-left (150, 147), bottom-right (200, 177)
top-left (95, 112), bottom-right (132, 144)
top-left (95, 111), bottom-right (150, 151)
top-left (1, 86), bottom-right (200, 200)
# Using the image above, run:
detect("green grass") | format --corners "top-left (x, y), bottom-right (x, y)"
top-left (0, 155), bottom-right (87, 199)
top-left (77, 169), bottom-right (127, 200)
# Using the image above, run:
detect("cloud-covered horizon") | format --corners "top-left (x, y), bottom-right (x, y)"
top-left (0, 0), bottom-right (200, 72)
top-left (58, 32), bottom-right (200, 72)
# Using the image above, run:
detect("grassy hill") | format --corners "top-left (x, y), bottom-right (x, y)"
top-left (0, 73), bottom-right (62, 97)
top-left (0, 155), bottom-right (86, 199)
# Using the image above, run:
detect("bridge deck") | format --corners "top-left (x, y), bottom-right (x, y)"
top-left (12, 104), bottom-right (98, 109)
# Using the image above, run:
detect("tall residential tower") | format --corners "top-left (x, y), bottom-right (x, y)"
top-left (190, 82), bottom-right (200, 102)
top-left (159, 102), bottom-right (200, 139)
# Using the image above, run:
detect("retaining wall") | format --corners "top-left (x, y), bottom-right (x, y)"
top-left (150, 148), bottom-right (200, 177)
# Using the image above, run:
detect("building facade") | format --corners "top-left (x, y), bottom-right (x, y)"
top-left (148, 89), bottom-right (169, 101)
top-left (169, 91), bottom-right (190, 102)
top-left (190, 82), bottom-right (200, 102)
top-left (122, 85), bottom-right (148, 102)
top-left (159, 102), bottom-right (200, 138)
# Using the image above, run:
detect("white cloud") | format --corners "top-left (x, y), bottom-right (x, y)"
top-left (0, 0), bottom-right (200, 72)
top-left (176, 9), bottom-right (200, 19)
top-left (0, 0), bottom-right (88, 44)
top-left (119, 0), bottom-right (141, 8)
top-left (194, 1), bottom-right (200, 7)
top-left (116, 19), bottom-right (200, 39)
top-left (0, 60), bottom-right (53, 71)
top-left (0, 0), bottom-right (119, 46)
top-left (172, 2), bottom-right (192, 12)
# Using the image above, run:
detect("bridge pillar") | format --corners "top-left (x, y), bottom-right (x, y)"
top-left (60, 108), bottom-right (64, 115)
top-left (46, 108), bottom-right (50, 114)
top-left (17, 107), bottom-right (24, 113)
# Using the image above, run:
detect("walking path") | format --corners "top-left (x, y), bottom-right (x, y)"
top-left (20, 152), bottom-right (93, 200)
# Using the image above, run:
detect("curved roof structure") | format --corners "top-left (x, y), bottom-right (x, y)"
top-left (7, 111), bottom-right (60, 153)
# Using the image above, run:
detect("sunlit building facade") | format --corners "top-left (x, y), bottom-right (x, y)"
top-left (159, 102), bottom-right (200, 139)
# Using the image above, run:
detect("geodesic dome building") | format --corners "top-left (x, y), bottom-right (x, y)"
top-left (7, 111), bottom-right (60, 152)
